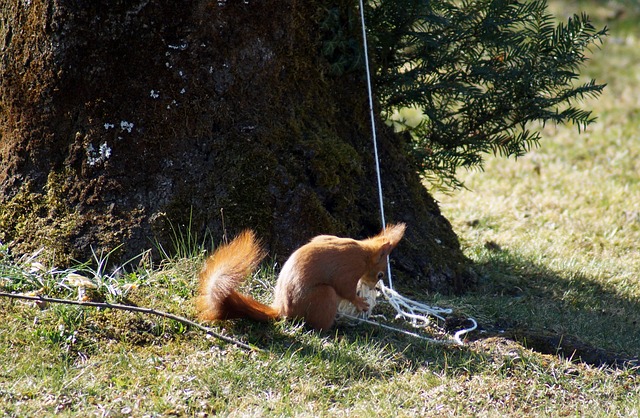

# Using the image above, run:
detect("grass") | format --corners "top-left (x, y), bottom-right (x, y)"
top-left (1, 2), bottom-right (640, 416)
top-left (433, 0), bottom-right (640, 359)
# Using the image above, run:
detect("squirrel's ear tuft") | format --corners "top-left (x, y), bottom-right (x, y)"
top-left (382, 223), bottom-right (406, 247)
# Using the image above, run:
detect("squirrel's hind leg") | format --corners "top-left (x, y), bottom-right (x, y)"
top-left (300, 285), bottom-right (339, 331)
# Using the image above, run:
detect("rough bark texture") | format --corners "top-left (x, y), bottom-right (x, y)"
top-left (0, 0), bottom-right (474, 292)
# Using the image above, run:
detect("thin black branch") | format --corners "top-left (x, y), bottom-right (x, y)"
top-left (0, 292), bottom-right (262, 352)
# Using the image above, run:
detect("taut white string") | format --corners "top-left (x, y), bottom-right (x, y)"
top-left (357, 0), bottom-right (393, 287)
top-left (354, 0), bottom-right (477, 344)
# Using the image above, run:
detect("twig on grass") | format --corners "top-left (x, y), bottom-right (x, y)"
top-left (0, 292), bottom-right (262, 352)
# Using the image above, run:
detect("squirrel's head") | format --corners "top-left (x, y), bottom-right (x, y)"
top-left (360, 223), bottom-right (406, 288)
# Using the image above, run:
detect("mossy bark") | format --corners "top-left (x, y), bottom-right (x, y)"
top-left (0, 0), bottom-right (474, 292)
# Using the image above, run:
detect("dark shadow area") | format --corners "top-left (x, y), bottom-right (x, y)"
top-left (214, 316), bottom-right (488, 382)
top-left (447, 249), bottom-right (640, 368)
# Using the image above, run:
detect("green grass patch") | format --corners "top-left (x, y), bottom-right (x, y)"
top-left (1, 1), bottom-right (640, 416)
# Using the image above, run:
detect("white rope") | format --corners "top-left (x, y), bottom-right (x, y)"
top-left (355, 0), bottom-right (477, 345)
top-left (357, 0), bottom-right (393, 289)
top-left (338, 313), bottom-right (464, 346)
top-left (378, 283), bottom-right (452, 324)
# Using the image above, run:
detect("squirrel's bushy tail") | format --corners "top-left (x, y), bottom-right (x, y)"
top-left (196, 230), bottom-right (279, 322)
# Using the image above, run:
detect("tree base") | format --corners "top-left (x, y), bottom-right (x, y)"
top-left (0, 0), bottom-right (474, 293)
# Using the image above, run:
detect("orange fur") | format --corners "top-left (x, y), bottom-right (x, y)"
top-left (196, 223), bottom-right (406, 330)
top-left (195, 230), bottom-right (279, 322)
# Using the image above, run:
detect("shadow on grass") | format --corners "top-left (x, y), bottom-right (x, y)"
top-left (455, 248), bottom-right (639, 367)
top-left (194, 245), bottom-right (639, 374)
top-left (207, 313), bottom-right (491, 381)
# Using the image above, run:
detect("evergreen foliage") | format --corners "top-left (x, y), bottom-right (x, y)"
top-left (324, 0), bottom-right (607, 188)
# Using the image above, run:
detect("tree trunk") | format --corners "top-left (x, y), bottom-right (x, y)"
top-left (0, 0), bottom-right (473, 293)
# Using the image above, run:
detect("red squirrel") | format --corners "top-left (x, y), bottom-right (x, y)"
top-left (196, 223), bottom-right (406, 330)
